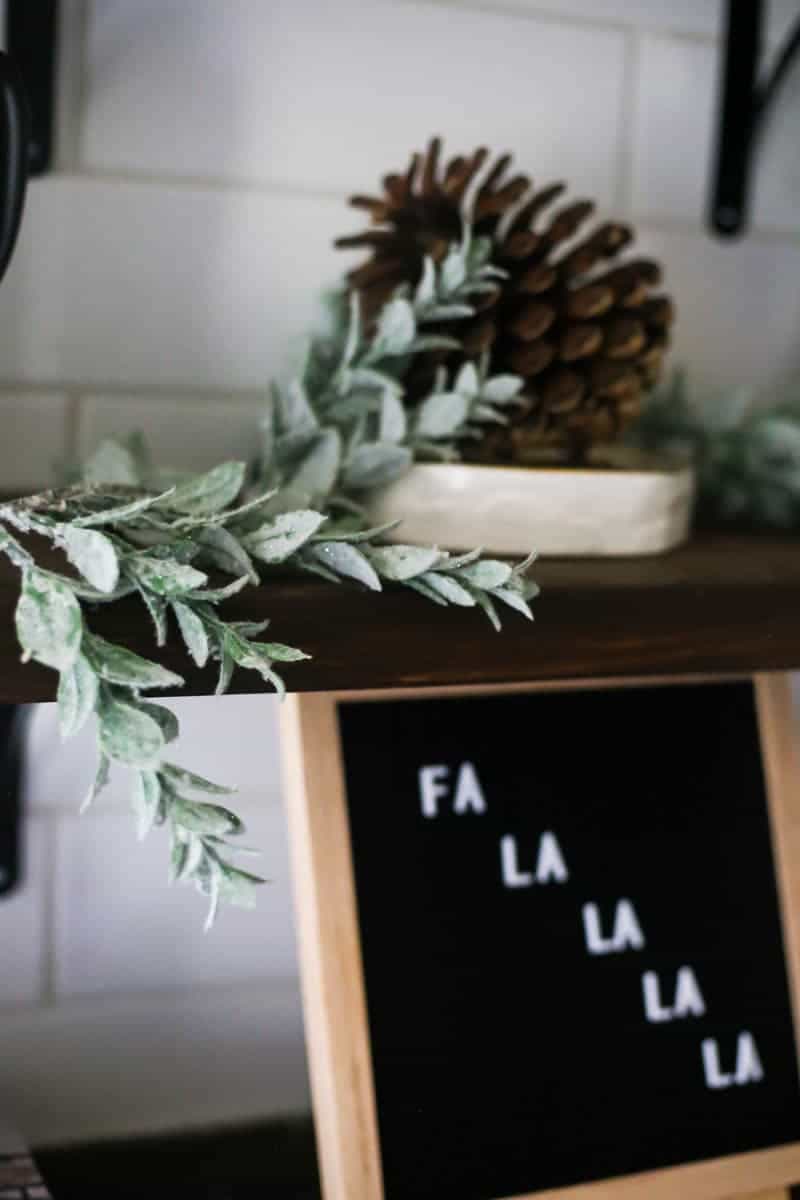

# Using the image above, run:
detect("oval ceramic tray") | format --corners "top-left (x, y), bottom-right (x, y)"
top-left (369, 447), bottom-right (695, 557)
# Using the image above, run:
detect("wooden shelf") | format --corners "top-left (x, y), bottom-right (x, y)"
top-left (0, 534), bottom-right (798, 704)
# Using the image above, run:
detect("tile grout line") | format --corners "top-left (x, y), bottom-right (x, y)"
top-left (0, 380), bottom-right (269, 402)
top-left (63, 389), bottom-right (82, 472)
top-left (394, 0), bottom-right (721, 42)
top-left (36, 170), bottom-right (800, 243)
top-left (38, 811), bottom-right (59, 1008)
top-left (54, 0), bottom-right (91, 173)
top-left (60, 164), bottom-right (352, 206)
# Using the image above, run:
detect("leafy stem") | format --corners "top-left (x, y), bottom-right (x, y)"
top-left (0, 227), bottom-right (538, 926)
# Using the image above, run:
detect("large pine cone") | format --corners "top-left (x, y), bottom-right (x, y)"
top-left (335, 138), bottom-right (674, 463)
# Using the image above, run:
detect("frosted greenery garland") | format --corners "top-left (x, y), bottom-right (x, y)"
top-left (632, 371), bottom-right (800, 530)
top-left (0, 231), bottom-right (538, 927)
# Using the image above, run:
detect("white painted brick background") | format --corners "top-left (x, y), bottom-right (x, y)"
top-left (0, 0), bottom-right (799, 1148)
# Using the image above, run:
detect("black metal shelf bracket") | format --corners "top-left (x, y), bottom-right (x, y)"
top-left (710, 0), bottom-right (800, 236)
top-left (5, 0), bottom-right (58, 177)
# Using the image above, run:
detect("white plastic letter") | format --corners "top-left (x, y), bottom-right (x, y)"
top-left (612, 899), bottom-right (646, 951)
top-left (535, 831), bottom-right (569, 883)
top-left (674, 966), bottom-right (706, 1018)
top-left (500, 836), bottom-right (534, 888)
top-left (642, 972), bottom-right (673, 1023)
top-left (702, 1039), bottom-right (734, 1089)
top-left (419, 765), bottom-right (449, 818)
top-left (453, 762), bottom-right (487, 815)
top-left (735, 1032), bottom-right (764, 1085)
top-left (582, 903), bottom-right (615, 955)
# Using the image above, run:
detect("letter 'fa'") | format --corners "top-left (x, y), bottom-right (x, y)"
top-left (418, 763), bottom-right (487, 817)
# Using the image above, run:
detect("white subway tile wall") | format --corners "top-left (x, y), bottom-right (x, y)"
top-left (1, 0), bottom-right (799, 1149)
top-left (0, 394), bottom-right (70, 491)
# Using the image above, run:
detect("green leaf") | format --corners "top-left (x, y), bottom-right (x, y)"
top-left (217, 865), bottom-right (262, 909)
top-left (138, 701), bottom-right (180, 744)
top-left (73, 489), bottom-right (176, 527)
top-left (168, 488), bottom-right (277, 531)
top-left (242, 509), bottom-right (326, 563)
top-left (195, 525), bottom-right (258, 584)
top-left (172, 601), bottom-right (210, 667)
top-left (190, 575), bottom-right (250, 603)
top-left (57, 652), bottom-right (99, 739)
top-left (228, 619), bottom-right (270, 638)
top-left (482, 374), bottom-right (524, 403)
top-left (203, 869), bottom-right (222, 931)
top-left (86, 634), bottom-right (184, 690)
top-left (287, 429), bottom-right (342, 499)
top-left (455, 362), bottom-right (480, 398)
top-left (491, 586), bottom-right (534, 619)
top-left (277, 378), bottom-right (318, 436)
top-left (62, 526), bottom-right (120, 593)
top-left (474, 589), bottom-right (501, 631)
top-left (414, 256), bottom-right (436, 308)
top-left (170, 831), bottom-right (205, 882)
top-left (161, 762), bottom-right (235, 796)
top-left (457, 560), bottom-right (513, 590)
top-left (137, 587), bottom-right (168, 645)
top-left (216, 644), bottom-right (236, 695)
top-left (414, 391), bottom-right (469, 439)
top-left (369, 297), bottom-right (416, 358)
top-left (342, 442), bottom-right (412, 489)
top-left (171, 798), bottom-right (243, 836)
top-left (346, 366), bottom-right (404, 396)
top-left (409, 335), bottom-right (460, 354)
top-left (82, 440), bottom-right (142, 486)
top-left (471, 403), bottom-right (507, 425)
top-left (340, 291), bottom-right (361, 369)
top-left (81, 753), bottom-right (110, 813)
top-left (132, 770), bottom-right (162, 839)
top-left (99, 698), bottom-right (165, 768)
top-left (135, 539), bottom-right (200, 565)
top-left (368, 544), bottom-right (443, 582)
top-left (169, 462), bottom-right (246, 516)
top-left (442, 548), bottom-right (483, 569)
top-left (0, 525), bottom-right (33, 569)
top-left (16, 568), bottom-right (82, 671)
top-left (305, 542), bottom-right (381, 590)
top-left (126, 555), bottom-right (208, 597)
top-left (257, 642), bottom-right (309, 663)
top-left (379, 391), bottom-right (407, 443)
top-left (441, 245), bottom-right (467, 294)
top-left (311, 519), bottom-right (400, 544)
top-left (406, 577), bottom-right (448, 606)
top-left (418, 571), bottom-right (476, 606)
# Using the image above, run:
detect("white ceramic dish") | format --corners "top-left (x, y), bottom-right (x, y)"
top-left (369, 446), bottom-right (695, 557)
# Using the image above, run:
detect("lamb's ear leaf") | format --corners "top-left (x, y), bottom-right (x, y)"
top-left (62, 527), bottom-right (120, 593)
top-left (57, 652), bottom-right (99, 739)
top-left (16, 568), bottom-right (82, 672)
top-left (169, 462), bottom-right (246, 516)
top-left (172, 601), bottom-right (210, 668)
top-left (98, 698), bottom-right (165, 769)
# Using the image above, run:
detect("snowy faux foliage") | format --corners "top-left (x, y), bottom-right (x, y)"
top-left (0, 232), bottom-right (537, 926)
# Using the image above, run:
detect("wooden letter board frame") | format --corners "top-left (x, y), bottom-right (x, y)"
top-left (280, 673), bottom-right (800, 1200)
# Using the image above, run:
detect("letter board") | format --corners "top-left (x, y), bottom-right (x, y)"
top-left (281, 675), bottom-right (800, 1200)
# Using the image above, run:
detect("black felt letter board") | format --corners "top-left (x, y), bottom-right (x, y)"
top-left (337, 681), bottom-right (800, 1199)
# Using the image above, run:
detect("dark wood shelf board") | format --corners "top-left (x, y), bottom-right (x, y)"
top-left (0, 535), bottom-right (798, 704)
